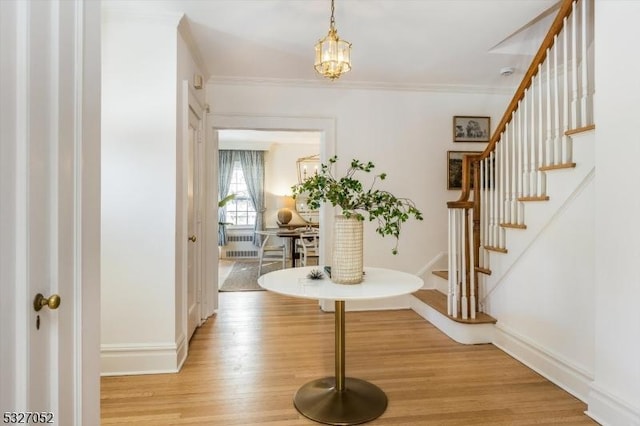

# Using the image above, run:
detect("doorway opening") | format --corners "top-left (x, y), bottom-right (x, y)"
top-left (216, 129), bottom-right (321, 293)
top-left (207, 113), bottom-right (336, 310)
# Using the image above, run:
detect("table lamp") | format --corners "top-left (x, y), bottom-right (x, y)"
top-left (277, 195), bottom-right (295, 225)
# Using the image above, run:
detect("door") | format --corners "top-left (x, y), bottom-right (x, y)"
top-left (0, 1), bottom-right (101, 425)
top-left (187, 106), bottom-right (202, 340)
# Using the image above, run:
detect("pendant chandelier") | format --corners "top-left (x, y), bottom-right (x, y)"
top-left (314, 0), bottom-right (351, 80)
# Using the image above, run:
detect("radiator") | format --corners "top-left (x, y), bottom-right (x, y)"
top-left (224, 250), bottom-right (258, 258)
top-left (223, 231), bottom-right (258, 258)
top-left (227, 234), bottom-right (254, 242)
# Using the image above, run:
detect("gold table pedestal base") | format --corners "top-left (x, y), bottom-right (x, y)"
top-left (293, 376), bottom-right (388, 425)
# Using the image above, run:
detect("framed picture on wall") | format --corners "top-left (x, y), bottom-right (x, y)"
top-left (447, 150), bottom-right (481, 190)
top-left (453, 116), bottom-right (490, 142)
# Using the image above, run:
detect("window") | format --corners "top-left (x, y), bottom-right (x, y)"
top-left (225, 161), bottom-right (256, 226)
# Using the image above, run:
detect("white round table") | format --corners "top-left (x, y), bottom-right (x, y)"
top-left (258, 266), bottom-right (423, 425)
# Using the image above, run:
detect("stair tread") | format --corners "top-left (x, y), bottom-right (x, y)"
top-left (432, 270), bottom-right (448, 280)
top-left (412, 289), bottom-right (497, 325)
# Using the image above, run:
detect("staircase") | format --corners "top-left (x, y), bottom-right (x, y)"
top-left (411, 0), bottom-right (595, 344)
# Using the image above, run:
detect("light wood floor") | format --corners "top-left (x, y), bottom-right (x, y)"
top-left (101, 291), bottom-right (597, 425)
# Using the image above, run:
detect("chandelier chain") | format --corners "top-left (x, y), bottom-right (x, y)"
top-left (330, 0), bottom-right (336, 30)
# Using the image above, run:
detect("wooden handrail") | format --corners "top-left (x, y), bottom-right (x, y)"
top-left (453, 0), bottom-right (576, 204)
top-left (445, 0), bottom-right (582, 319)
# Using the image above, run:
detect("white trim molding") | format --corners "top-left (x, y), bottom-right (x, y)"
top-left (410, 296), bottom-right (494, 344)
top-left (208, 75), bottom-right (515, 95)
top-left (493, 323), bottom-right (594, 402)
top-left (100, 340), bottom-right (185, 376)
top-left (587, 382), bottom-right (640, 426)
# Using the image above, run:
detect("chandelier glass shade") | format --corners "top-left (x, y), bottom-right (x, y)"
top-left (314, 0), bottom-right (351, 80)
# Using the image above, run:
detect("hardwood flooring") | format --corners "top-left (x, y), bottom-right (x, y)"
top-left (101, 291), bottom-right (596, 425)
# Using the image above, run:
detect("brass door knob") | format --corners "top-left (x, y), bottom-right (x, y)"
top-left (188, 235), bottom-right (197, 242)
top-left (33, 293), bottom-right (61, 312)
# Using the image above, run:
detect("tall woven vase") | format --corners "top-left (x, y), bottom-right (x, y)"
top-left (331, 215), bottom-right (363, 284)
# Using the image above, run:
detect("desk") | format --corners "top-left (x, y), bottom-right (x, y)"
top-left (275, 230), bottom-right (302, 266)
top-left (258, 266), bottom-right (423, 425)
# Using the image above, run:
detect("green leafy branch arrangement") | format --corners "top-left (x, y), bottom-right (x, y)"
top-left (292, 156), bottom-right (423, 254)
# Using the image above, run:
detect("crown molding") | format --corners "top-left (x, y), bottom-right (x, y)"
top-left (207, 75), bottom-right (515, 96)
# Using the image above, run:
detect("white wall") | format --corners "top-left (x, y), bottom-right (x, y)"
top-left (489, 164), bottom-right (596, 400)
top-left (101, 13), bottom-right (184, 374)
top-left (589, 1), bottom-right (640, 424)
top-left (207, 82), bottom-right (510, 274)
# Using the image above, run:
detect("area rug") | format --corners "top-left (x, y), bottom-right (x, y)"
top-left (219, 260), bottom-right (282, 292)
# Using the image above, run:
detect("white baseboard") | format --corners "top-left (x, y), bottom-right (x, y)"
top-left (587, 382), bottom-right (640, 426)
top-left (492, 323), bottom-right (593, 402)
top-left (176, 334), bottom-right (188, 371)
top-left (409, 295), bottom-right (494, 344)
top-left (100, 341), bottom-right (182, 376)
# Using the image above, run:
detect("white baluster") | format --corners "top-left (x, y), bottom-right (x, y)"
top-left (503, 128), bottom-right (512, 225)
top-left (580, 0), bottom-right (589, 128)
top-left (583, 0), bottom-right (594, 126)
top-left (469, 208), bottom-right (476, 319)
top-left (571, 1), bottom-right (579, 129)
top-left (553, 37), bottom-right (562, 167)
top-left (522, 94), bottom-right (530, 198)
top-left (490, 153), bottom-right (497, 247)
top-left (498, 137), bottom-right (505, 248)
top-left (491, 152), bottom-right (499, 248)
top-left (545, 56), bottom-right (554, 167)
top-left (479, 158), bottom-right (487, 268)
top-left (516, 105), bottom-right (524, 225)
top-left (448, 209), bottom-right (454, 315)
top-left (562, 16), bottom-right (572, 164)
top-left (538, 61), bottom-right (546, 196)
top-left (530, 75), bottom-right (538, 197)
top-left (461, 209), bottom-right (468, 320)
top-left (456, 209), bottom-right (463, 316)
top-left (481, 158), bottom-right (487, 248)
top-left (512, 120), bottom-right (517, 212)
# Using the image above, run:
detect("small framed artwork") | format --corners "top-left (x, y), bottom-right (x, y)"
top-left (453, 116), bottom-right (491, 142)
top-left (447, 150), bottom-right (481, 190)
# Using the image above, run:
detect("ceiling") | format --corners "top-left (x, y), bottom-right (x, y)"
top-left (104, 0), bottom-right (560, 145)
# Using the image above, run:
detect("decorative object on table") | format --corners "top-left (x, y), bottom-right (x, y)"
top-left (276, 195), bottom-right (295, 225)
top-left (306, 269), bottom-right (324, 280)
top-left (453, 116), bottom-right (491, 142)
top-left (292, 156), bottom-right (423, 284)
top-left (447, 151), bottom-right (481, 190)
top-left (314, 0), bottom-right (351, 81)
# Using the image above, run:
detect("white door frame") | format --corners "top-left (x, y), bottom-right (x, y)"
top-left (206, 114), bottom-right (336, 310)
top-left (179, 81), bottom-right (209, 360)
top-left (185, 83), bottom-right (206, 341)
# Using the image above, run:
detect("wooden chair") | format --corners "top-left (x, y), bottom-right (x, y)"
top-left (257, 232), bottom-right (286, 275)
top-left (296, 232), bottom-right (319, 267)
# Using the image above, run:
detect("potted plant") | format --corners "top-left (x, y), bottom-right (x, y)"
top-left (292, 156), bottom-right (423, 283)
top-left (218, 193), bottom-right (236, 252)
